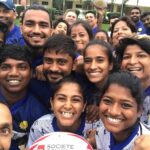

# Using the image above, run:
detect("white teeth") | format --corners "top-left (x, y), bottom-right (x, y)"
top-left (62, 112), bottom-right (73, 118)
top-left (8, 80), bottom-right (20, 85)
top-left (107, 117), bottom-right (121, 124)
top-left (32, 37), bottom-right (41, 39)
top-left (128, 68), bottom-right (141, 71)
top-left (89, 72), bottom-right (100, 76)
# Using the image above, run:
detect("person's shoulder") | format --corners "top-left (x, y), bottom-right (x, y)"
top-left (36, 114), bottom-right (54, 121)
top-left (31, 114), bottom-right (54, 128)
top-left (140, 122), bottom-right (150, 134)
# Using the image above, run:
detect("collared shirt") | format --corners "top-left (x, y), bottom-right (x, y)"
top-left (96, 122), bottom-right (150, 150)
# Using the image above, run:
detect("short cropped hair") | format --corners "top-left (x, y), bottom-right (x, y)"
top-left (141, 12), bottom-right (150, 20)
top-left (43, 34), bottom-right (77, 61)
top-left (0, 45), bottom-right (33, 67)
top-left (85, 10), bottom-right (97, 18)
top-left (130, 7), bottom-right (142, 14)
top-left (21, 4), bottom-right (52, 27)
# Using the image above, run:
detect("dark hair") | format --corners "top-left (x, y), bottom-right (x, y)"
top-left (68, 20), bottom-right (93, 40)
top-left (108, 13), bottom-right (120, 21)
top-left (53, 18), bottom-right (69, 34)
top-left (141, 12), bottom-right (150, 21)
top-left (21, 4), bottom-right (52, 27)
top-left (110, 16), bottom-right (136, 38)
top-left (116, 37), bottom-right (150, 66)
top-left (101, 71), bottom-right (143, 109)
top-left (51, 75), bottom-right (86, 103)
top-left (95, 29), bottom-right (109, 42)
top-left (0, 21), bottom-right (9, 45)
top-left (83, 39), bottom-right (113, 64)
top-left (85, 10), bottom-right (97, 18)
top-left (130, 7), bottom-right (142, 14)
top-left (43, 34), bottom-right (77, 61)
top-left (0, 45), bottom-right (33, 67)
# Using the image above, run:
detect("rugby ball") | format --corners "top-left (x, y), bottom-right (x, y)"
top-left (29, 132), bottom-right (93, 150)
top-left (93, 0), bottom-right (107, 9)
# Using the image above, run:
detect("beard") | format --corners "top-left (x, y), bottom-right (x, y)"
top-left (43, 70), bottom-right (65, 83)
top-left (23, 38), bottom-right (44, 54)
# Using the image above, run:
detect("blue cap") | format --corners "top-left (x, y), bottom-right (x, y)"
top-left (0, 0), bottom-right (15, 10)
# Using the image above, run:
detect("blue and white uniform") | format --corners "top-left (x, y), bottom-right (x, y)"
top-left (95, 122), bottom-right (150, 150)
top-left (0, 90), bottom-right (49, 150)
top-left (27, 114), bottom-right (102, 148)
top-left (140, 86), bottom-right (150, 125)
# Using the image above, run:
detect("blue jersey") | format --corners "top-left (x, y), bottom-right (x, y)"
top-left (26, 114), bottom-right (102, 148)
top-left (145, 28), bottom-right (150, 35)
top-left (136, 20), bottom-right (146, 34)
top-left (29, 78), bottom-right (52, 108)
top-left (5, 25), bottom-right (25, 45)
top-left (0, 90), bottom-right (49, 150)
top-left (29, 72), bottom-right (87, 108)
top-left (92, 26), bottom-right (99, 36)
top-left (95, 122), bottom-right (150, 150)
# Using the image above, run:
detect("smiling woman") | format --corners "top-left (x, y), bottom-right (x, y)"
top-left (110, 16), bottom-right (136, 48)
top-left (26, 75), bottom-right (101, 148)
top-left (95, 71), bottom-right (150, 150)
top-left (116, 35), bottom-right (150, 125)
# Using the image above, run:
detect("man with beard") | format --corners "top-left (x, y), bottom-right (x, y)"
top-left (0, 0), bottom-right (24, 44)
top-left (29, 34), bottom-right (77, 108)
top-left (130, 7), bottom-right (146, 34)
top-left (20, 4), bottom-right (52, 68)
top-left (141, 12), bottom-right (150, 35)
top-left (29, 34), bottom-right (99, 123)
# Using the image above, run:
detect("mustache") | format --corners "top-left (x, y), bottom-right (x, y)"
top-left (29, 32), bottom-right (45, 38)
top-left (44, 70), bottom-right (64, 76)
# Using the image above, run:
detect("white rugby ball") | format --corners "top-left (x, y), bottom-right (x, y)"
top-left (29, 132), bottom-right (93, 150)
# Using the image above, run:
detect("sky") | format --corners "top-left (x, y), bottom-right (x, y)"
top-left (107, 0), bottom-right (150, 7)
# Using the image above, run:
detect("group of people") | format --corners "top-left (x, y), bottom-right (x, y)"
top-left (0, 0), bottom-right (150, 150)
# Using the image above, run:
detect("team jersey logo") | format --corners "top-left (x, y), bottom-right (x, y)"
top-left (19, 121), bottom-right (28, 130)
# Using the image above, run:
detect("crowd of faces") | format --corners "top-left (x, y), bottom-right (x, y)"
top-left (0, 3), bottom-right (150, 150)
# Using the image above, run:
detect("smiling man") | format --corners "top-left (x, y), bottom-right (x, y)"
top-left (0, 0), bottom-right (24, 44)
top-left (130, 7), bottom-right (145, 34)
top-left (0, 45), bottom-right (48, 150)
top-left (20, 4), bottom-right (52, 68)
